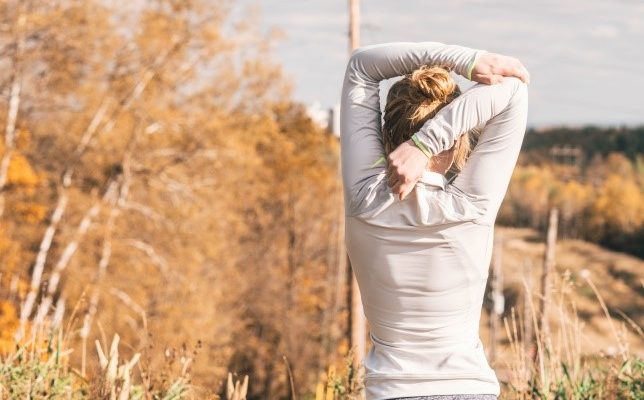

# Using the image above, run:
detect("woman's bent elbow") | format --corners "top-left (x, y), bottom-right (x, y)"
top-left (502, 77), bottom-right (529, 115)
top-left (508, 76), bottom-right (528, 103)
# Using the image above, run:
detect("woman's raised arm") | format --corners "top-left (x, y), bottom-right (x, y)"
top-left (405, 77), bottom-right (529, 224)
top-left (340, 41), bottom-right (485, 215)
top-left (447, 77), bottom-right (529, 224)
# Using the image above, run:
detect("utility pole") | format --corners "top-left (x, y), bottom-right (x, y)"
top-left (347, 0), bottom-right (366, 370)
top-left (539, 208), bottom-right (558, 344)
top-left (349, 0), bottom-right (360, 52)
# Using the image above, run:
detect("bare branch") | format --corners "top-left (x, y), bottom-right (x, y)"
top-left (120, 201), bottom-right (170, 226)
top-left (19, 193), bottom-right (69, 326)
top-left (31, 181), bottom-right (119, 327)
top-left (80, 130), bottom-right (139, 344)
top-left (0, 5), bottom-right (26, 217)
top-left (121, 238), bottom-right (169, 277)
top-left (22, 22), bottom-right (203, 331)
top-left (109, 286), bottom-right (147, 333)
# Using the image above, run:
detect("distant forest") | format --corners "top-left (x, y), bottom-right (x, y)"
top-left (521, 125), bottom-right (644, 164)
top-left (496, 125), bottom-right (644, 258)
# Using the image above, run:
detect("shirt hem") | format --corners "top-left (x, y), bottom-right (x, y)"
top-left (365, 375), bottom-right (500, 400)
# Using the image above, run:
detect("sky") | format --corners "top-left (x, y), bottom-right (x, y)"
top-left (234, 0), bottom-right (644, 128)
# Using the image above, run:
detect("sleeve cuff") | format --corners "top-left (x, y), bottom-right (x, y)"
top-left (466, 50), bottom-right (487, 81)
top-left (411, 133), bottom-right (433, 160)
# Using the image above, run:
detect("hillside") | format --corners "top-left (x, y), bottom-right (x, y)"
top-left (477, 226), bottom-right (643, 388)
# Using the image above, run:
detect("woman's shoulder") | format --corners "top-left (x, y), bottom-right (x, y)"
top-left (347, 176), bottom-right (488, 227)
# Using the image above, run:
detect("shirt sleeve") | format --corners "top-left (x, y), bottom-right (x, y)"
top-left (340, 41), bottom-right (486, 216)
top-left (412, 77), bottom-right (529, 224)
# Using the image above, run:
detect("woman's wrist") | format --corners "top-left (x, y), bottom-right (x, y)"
top-left (466, 50), bottom-right (487, 81)
top-left (410, 133), bottom-right (433, 161)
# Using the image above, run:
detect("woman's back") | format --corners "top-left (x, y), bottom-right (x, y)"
top-left (346, 179), bottom-right (499, 398)
top-left (340, 42), bottom-right (529, 399)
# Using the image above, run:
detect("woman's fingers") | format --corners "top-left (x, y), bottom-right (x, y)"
top-left (387, 165), bottom-right (413, 198)
top-left (391, 179), bottom-right (403, 196)
top-left (471, 72), bottom-right (505, 85)
top-left (386, 168), bottom-right (399, 188)
top-left (516, 64), bottom-right (530, 84)
top-left (388, 167), bottom-right (419, 200)
top-left (472, 52), bottom-right (530, 85)
top-left (504, 57), bottom-right (530, 84)
top-left (385, 139), bottom-right (428, 198)
top-left (490, 74), bottom-right (505, 84)
top-left (399, 181), bottom-right (415, 200)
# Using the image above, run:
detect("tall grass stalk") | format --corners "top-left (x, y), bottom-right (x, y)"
top-left (502, 269), bottom-right (643, 399)
top-left (1, 298), bottom-right (198, 399)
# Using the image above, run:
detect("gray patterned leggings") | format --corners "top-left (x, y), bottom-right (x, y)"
top-left (387, 395), bottom-right (497, 400)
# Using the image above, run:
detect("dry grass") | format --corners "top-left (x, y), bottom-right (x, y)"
top-left (0, 298), bottom-right (204, 399)
top-left (319, 226), bottom-right (643, 399)
top-left (2, 226), bottom-right (642, 399)
top-left (500, 267), bottom-right (642, 399)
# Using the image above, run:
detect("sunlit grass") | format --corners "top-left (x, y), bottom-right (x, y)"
top-left (0, 299), bottom-right (199, 399)
top-left (1, 251), bottom-right (641, 399)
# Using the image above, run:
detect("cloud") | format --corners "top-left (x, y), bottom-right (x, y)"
top-left (590, 25), bottom-right (620, 39)
top-left (238, 0), bottom-right (644, 125)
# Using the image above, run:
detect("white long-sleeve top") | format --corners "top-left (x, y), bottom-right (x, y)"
top-left (340, 42), bottom-right (529, 400)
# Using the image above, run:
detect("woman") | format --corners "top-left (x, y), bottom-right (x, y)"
top-left (339, 41), bottom-right (530, 400)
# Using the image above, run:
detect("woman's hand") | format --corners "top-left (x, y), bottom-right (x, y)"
top-left (471, 52), bottom-right (530, 85)
top-left (386, 52), bottom-right (530, 200)
top-left (386, 139), bottom-right (429, 200)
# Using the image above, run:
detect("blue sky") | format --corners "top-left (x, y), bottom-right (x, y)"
top-left (235, 0), bottom-right (644, 127)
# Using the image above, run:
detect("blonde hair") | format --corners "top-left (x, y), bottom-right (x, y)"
top-left (382, 65), bottom-right (479, 172)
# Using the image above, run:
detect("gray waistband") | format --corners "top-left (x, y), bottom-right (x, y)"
top-left (387, 395), bottom-right (497, 400)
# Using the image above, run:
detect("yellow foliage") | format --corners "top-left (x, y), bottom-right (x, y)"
top-left (0, 230), bottom-right (23, 280)
top-left (591, 174), bottom-right (644, 233)
top-left (507, 165), bottom-right (554, 225)
top-left (7, 153), bottom-right (40, 187)
top-left (15, 127), bottom-right (32, 150)
top-left (605, 152), bottom-right (634, 179)
top-left (0, 301), bottom-right (19, 355)
top-left (336, 337), bottom-right (349, 357)
top-left (11, 201), bottom-right (48, 223)
top-left (504, 160), bottom-right (643, 247)
top-left (554, 180), bottom-right (593, 221)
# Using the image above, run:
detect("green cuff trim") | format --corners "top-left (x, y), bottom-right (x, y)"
top-left (466, 52), bottom-right (481, 81)
top-left (411, 133), bottom-right (433, 160)
top-left (370, 155), bottom-right (386, 167)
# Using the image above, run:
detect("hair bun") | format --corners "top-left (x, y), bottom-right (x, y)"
top-left (409, 65), bottom-right (457, 103)
top-left (382, 64), bottom-right (471, 168)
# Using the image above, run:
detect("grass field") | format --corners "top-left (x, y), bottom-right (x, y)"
top-left (1, 226), bottom-right (642, 399)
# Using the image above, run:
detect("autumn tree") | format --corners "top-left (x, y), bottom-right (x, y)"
top-left (1, 1), bottom-right (344, 398)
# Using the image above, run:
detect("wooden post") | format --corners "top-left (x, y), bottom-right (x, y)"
top-left (539, 208), bottom-right (558, 342)
top-left (489, 231), bottom-right (504, 364)
top-left (522, 258), bottom-right (535, 376)
top-left (347, 0), bottom-right (366, 370)
top-left (349, 0), bottom-right (360, 53)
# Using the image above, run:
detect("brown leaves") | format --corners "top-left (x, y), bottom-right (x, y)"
top-left (0, 1), bottom-right (342, 397)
